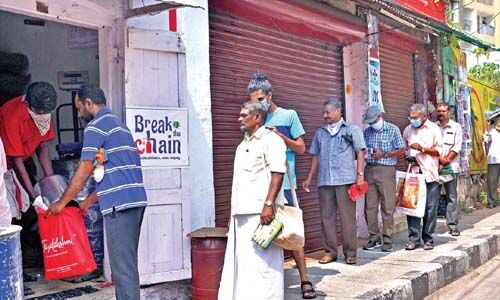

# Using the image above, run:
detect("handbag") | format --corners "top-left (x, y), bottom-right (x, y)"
top-left (272, 163), bottom-right (305, 251)
top-left (395, 163), bottom-right (427, 218)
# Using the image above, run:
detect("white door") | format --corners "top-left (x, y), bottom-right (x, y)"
top-left (124, 27), bottom-right (191, 285)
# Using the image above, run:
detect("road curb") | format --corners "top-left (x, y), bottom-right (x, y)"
top-left (358, 233), bottom-right (500, 300)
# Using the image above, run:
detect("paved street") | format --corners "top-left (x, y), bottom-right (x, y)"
top-left (425, 254), bottom-right (500, 300)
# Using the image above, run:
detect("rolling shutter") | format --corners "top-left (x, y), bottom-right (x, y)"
top-left (209, 9), bottom-right (344, 251)
top-left (379, 34), bottom-right (417, 169)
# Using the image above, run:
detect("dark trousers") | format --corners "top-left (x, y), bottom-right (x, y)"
top-left (364, 165), bottom-right (397, 243)
top-left (443, 178), bottom-right (459, 231)
top-left (407, 181), bottom-right (441, 244)
top-left (104, 206), bottom-right (145, 300)
top-left (318, 185), bottom-right (357, 258)
top-left (488, 164), bottom-right (500, 205)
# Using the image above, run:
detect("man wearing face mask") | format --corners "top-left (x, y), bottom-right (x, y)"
top-left (362, 105), bottom-right (405, 252)
top-left (402, 103), bottom-right (443, 251)
top-left (483, 109), bottom-right (500, 208)
top-left (435, 103), bottom-right (462, 236)
top-left (303, 99), bottom-right (366, 265)
top-left (247, 73), bottom-right (316, 299)
top-left (0, 81), bottom-right (56, 268)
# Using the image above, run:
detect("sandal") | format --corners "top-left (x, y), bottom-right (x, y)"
top-left (404, 242), bottom-right (418, 251)
top-left (345, 256), bottom-right (357, 265)
top-left (301, 280), bottom-right (317, 299)
top-left (318, 254), bottom-right (337, 264)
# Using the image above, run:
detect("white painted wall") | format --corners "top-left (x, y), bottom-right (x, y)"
top-left (177, 1), bottom-right (215, 230)
top-left (0, 10), bottom-right (100, 157)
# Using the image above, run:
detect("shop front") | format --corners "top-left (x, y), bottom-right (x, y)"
top-left (209, 0), bottom-right (366, 251)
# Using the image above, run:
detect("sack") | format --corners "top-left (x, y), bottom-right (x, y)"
top-left (36, 207), bottom-right (97, 280)
top-left (273, 204), bottom-right (305, 251)
top-left (272, 163), bottom-right (305, 251)
top-left (395, 170), bottom-right (427, 218)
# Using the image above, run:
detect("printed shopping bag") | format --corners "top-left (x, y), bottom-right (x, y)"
top-left (37, 207), bottom-right (97, 280)
top-left (395, 170), bottom-right (427, 218)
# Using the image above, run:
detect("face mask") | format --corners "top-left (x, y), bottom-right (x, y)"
top-left (410, 118), bottom-right (422, 128)
top-left (260, 99), bottom-right (270, 112)
top-left (27, 108), bottom-right (51, 136)
top-left (371, 119), bottom-right (383, 131)
top-left (326, 118), bottom-right (343, 136)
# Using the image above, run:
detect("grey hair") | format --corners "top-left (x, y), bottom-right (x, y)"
top-left (242, 100), bottom-right (267, 121)
top-left (247, 73), bottom-right (273, 94)
top-left (324, 98), bottom-right (342, 111)
top-left (409, 103), bottom-right (427, 115)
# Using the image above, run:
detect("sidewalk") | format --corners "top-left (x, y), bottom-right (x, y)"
top-left (285, 206), bottom-right (500, 300)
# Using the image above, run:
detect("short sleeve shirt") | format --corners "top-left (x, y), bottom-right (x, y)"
top-left (231, 127), bottom-right (287, 215)
top-left (309, 121), bottom-right (366, 186)
top-left (0, 96), bottom-right (55, 168)
top-left (81, 108), bottom-right (147, 215)
top-left (437, 119), bottom-right (463, 173)
top-left (265, 107), bottom-right (305, 190)
top-left (402, 120), bottom-right (443, 183)
top-left (364, 121), bottom-right (405, 166)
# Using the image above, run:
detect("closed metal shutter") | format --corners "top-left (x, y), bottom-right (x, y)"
top-left (379, 35), bottom-right (417, 169)
top-left (210, 9), bottom-right (344, 251)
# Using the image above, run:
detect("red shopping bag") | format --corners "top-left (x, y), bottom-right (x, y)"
top-left (37, 207), bottom-right (97, 280)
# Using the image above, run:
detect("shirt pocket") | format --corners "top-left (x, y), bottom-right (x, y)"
top-left (443, 131), bottom-right (456, 147)
top-left (380, 140), bottom-right (392, 152)
top-left (242, 152), bottom-right (266, 181)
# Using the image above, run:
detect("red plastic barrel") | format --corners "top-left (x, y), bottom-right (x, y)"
top-left (189, 228), bottom-right (227, 300)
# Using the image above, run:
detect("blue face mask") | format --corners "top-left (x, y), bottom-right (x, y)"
top-left (260, 99), bottom-right (270, 112)
top-left (410, 118), bottom-right (422, 128)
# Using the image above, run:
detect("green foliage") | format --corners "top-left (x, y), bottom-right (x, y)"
top-left (472, 48), bottom-right (490, 59)
top-left (468, 62), bottom-right (500, 88)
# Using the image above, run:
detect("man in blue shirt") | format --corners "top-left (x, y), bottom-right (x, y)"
top-left (303, 98), bottom-right (366, 265)
top-left (47, 84), bottom-right (147, 300)
top-left (362, 105), bottom-right (405, 252)
top-left (247, 73), bottom-right (315, 299)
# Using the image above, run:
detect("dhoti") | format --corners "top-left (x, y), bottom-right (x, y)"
top-left (218, 214), bottom-right (284, 300)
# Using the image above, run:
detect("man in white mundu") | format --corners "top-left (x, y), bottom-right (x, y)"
top-left (218, 101), bottom-right (287, 300)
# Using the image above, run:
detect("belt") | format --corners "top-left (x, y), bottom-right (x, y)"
top-left (366, 163), bottom-right (395, 167)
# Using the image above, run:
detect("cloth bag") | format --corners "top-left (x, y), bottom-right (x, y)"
top-left (36, 207), bottom-right (97, 280)
top-left (395, 164), bottom-right (427, 218)
top-left (272, 164), bottom-right (305, 251)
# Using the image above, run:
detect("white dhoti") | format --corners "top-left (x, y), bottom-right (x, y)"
top-left (218, 214), bottom-right (284, 300)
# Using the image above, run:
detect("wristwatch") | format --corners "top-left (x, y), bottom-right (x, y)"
top-left (264, 200), bottom-right (274, 207)
top-left (357, 172), bottom-right (364, 176)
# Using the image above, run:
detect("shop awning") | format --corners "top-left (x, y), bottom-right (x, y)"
top-left (452, 28), bottom-right (500, 51)
top-left (126, 0), bottom-right (203, 19)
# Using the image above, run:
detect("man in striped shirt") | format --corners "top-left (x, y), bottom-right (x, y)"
top-left (47, 84), bottom-right (147, 300)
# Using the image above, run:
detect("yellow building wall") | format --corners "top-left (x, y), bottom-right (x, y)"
top-left (469, 0), bottom-right (500, 46)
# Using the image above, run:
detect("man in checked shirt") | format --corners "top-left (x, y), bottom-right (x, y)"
top-left (362, 105), bottom-right (405, 252)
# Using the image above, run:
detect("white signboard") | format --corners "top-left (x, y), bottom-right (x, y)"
top-left (126, 107), bottom-right (189, 167)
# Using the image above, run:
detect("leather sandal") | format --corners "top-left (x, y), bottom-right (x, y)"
top-left (450, 229), bottom-right (460, 237)
top-left (300, 281), bottom-right (317, 299)
top-left (318, 254), bottom-right (336, 264)
top-left (405, 242), bottom-right (418, 251)
top-left (423, 243), bottom-right (434, 250)
top-left (345, 256), bottom-right (357, 265)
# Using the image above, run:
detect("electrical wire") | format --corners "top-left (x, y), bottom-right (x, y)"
top-left (475, 10), bottom-right (500, 34)
top-left (452, 0), bottom-right (476, 10)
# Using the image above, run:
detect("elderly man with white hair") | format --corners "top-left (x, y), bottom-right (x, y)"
top-left (402, 103), bottom-right (443, 251)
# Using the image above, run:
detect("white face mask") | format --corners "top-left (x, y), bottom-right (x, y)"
top-left (27, 108), bottom-right (52, 136)
top-left (371, 118), bottom-right (384, 131)
top-left (326, 118), bottom-right (343, 136)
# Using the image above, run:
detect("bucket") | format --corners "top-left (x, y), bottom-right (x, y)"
top-left (0, 225), bottom-right (23, 300)
top-left (34, 174), bottom-right (68, 205)
top-left (188, 227), bottom-right (227, 300)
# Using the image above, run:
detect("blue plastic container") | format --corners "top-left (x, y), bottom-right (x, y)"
top-left (0, 225), bottom-right (23, 300)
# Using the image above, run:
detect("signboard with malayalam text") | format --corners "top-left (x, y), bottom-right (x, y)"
top-left (125, 107), bottom-right (189, 167)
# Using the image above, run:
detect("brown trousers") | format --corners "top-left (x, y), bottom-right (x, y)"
top-left (364, 165), bottom-right (396, 243)
top-left (318, 185), bottom-right (357, 258)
